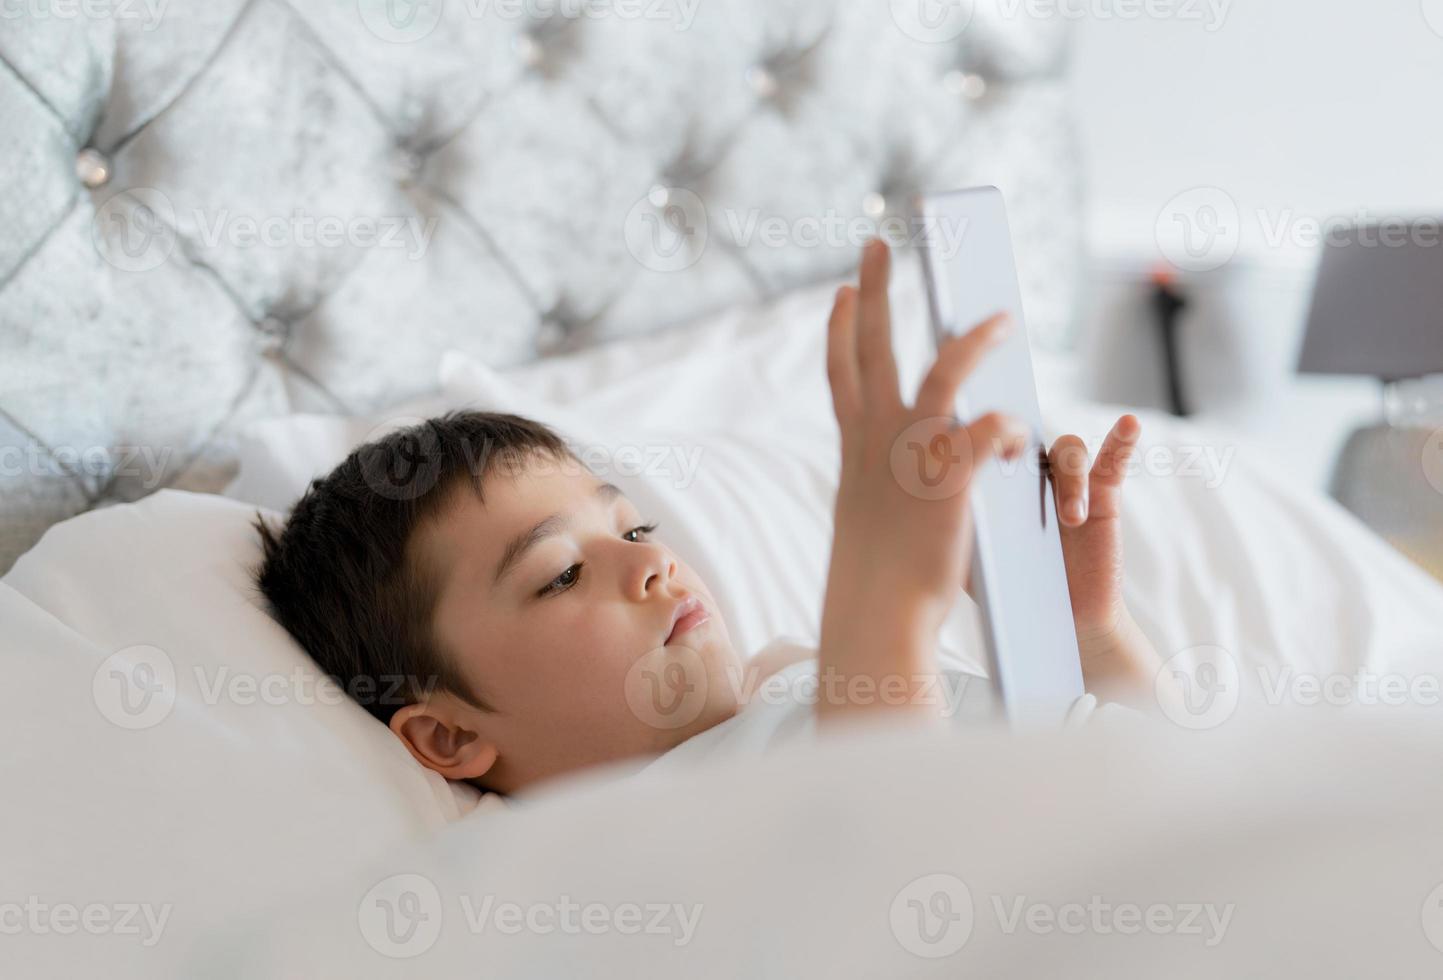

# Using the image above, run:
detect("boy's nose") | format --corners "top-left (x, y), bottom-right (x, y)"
top-left (638, 551), bottom-right (678, 599)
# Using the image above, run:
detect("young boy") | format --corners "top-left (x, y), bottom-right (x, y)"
top-left (254, 240), bottom-right (1162, 796)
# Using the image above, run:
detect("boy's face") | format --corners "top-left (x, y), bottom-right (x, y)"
top-left (394, 451), bottom-right (741, 794)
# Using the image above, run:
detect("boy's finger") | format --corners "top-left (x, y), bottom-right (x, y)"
top-left (914, 313), bottom-right (1010, 420)
top-left (962, 411), bottom-right (1029, 473)
top-left (1047, 434), bottom-right (1090, 526)
top-left (1088, 414), bottom-right (1142, 519)
top-left (856, 239), bottom-right (902, 410)
top-left (826, 285), bottom-right (862, 424)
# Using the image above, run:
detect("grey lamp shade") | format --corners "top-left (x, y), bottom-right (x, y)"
top-left (1296, 223), bottom-right (1443, 381)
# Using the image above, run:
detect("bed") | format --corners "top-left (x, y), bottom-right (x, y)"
top-left (6, 3), bottom-right (1443, 978)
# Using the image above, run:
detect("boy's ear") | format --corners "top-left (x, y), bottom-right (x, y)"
top-left (389, 701), bottom-right (499, 781)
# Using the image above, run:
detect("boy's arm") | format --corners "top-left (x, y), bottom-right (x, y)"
top-left (816, 239), bottom-right (1026, 725)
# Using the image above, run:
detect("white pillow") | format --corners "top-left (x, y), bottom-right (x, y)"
top-left (0, 489), bottom-right (485, 977)
top-left (223, 390), bottom-right (457, 514)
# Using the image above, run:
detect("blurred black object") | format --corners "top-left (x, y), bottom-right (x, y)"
top-left (1150, 265), bottom-right (1190, 416)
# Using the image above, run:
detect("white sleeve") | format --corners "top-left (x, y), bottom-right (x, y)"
top-left (1065, 693), bottom-right (1146, 729)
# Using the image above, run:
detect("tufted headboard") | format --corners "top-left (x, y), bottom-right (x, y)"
top-left (0, 0), bottom-right (1079, 574)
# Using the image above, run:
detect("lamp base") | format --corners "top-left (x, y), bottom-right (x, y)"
top-left (1329, 420), bottom-right (1443, 583)
top-left (1383, 375), bottom-right (1443, 426)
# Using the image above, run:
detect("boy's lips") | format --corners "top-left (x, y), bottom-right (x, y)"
top-left (665, 595), bottom-right (709, 645)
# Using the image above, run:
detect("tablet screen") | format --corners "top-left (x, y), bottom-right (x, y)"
top-left (915, 186), bottom-right (1085, 727)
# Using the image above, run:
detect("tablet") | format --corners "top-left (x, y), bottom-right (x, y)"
top-left (914, 186), bottom-right (1085, 728)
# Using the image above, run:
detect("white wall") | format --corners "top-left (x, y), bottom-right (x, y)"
top-left (1061, 0), bottom-right (1443, 487)
top-left (1071, 0), bottom-right (1443, 258)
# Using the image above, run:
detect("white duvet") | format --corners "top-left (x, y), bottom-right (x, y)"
top-left (6, 253), bottom-right (1443, 978)
top-left (223, 712), bottom-right (1443, 978)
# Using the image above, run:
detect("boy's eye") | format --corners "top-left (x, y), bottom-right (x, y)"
top-left (623, 522), bottom-right (658, 543)
top-left (539, 563), bottom-right (583, 597)
top-left (537, 523), bottom-right (659, 597)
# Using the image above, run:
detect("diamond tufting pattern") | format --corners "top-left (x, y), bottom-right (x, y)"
top-left (0, 0), bottom-right (1080, 573)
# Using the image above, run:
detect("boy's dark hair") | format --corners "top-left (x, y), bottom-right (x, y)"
top-left (253, 410), bottom-right (574, 724)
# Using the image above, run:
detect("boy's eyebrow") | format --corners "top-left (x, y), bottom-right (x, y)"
top-left (492, 481), bottom-right (623, 588)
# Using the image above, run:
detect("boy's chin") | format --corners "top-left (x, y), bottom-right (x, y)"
top-left (623, 631), bottom-right (740, 729)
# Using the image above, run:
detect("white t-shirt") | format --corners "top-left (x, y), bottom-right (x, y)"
top-left (463, 623), bottom-right (1130, 812)
top-left (633, 582), bottom-right (999, 776)
top-left (634, 624), bottom-right (1145, 779)
top-left (457, 637), bottom-right (993, 814)
top-left (636, 637), bottom-right (1001, 780)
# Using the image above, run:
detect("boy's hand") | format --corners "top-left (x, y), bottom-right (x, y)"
top-left (1047, 414), bottom-right (1139, 644)
top-left (1047, 415), bottom-right (1161, 704)
top-left (818, 239), bottom-right (1027, 721)
top-left (827, 239), bottom-right (1028, 628)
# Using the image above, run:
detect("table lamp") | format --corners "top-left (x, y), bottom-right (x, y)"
top-left (1297, 222), bottom-right (1443, 579)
